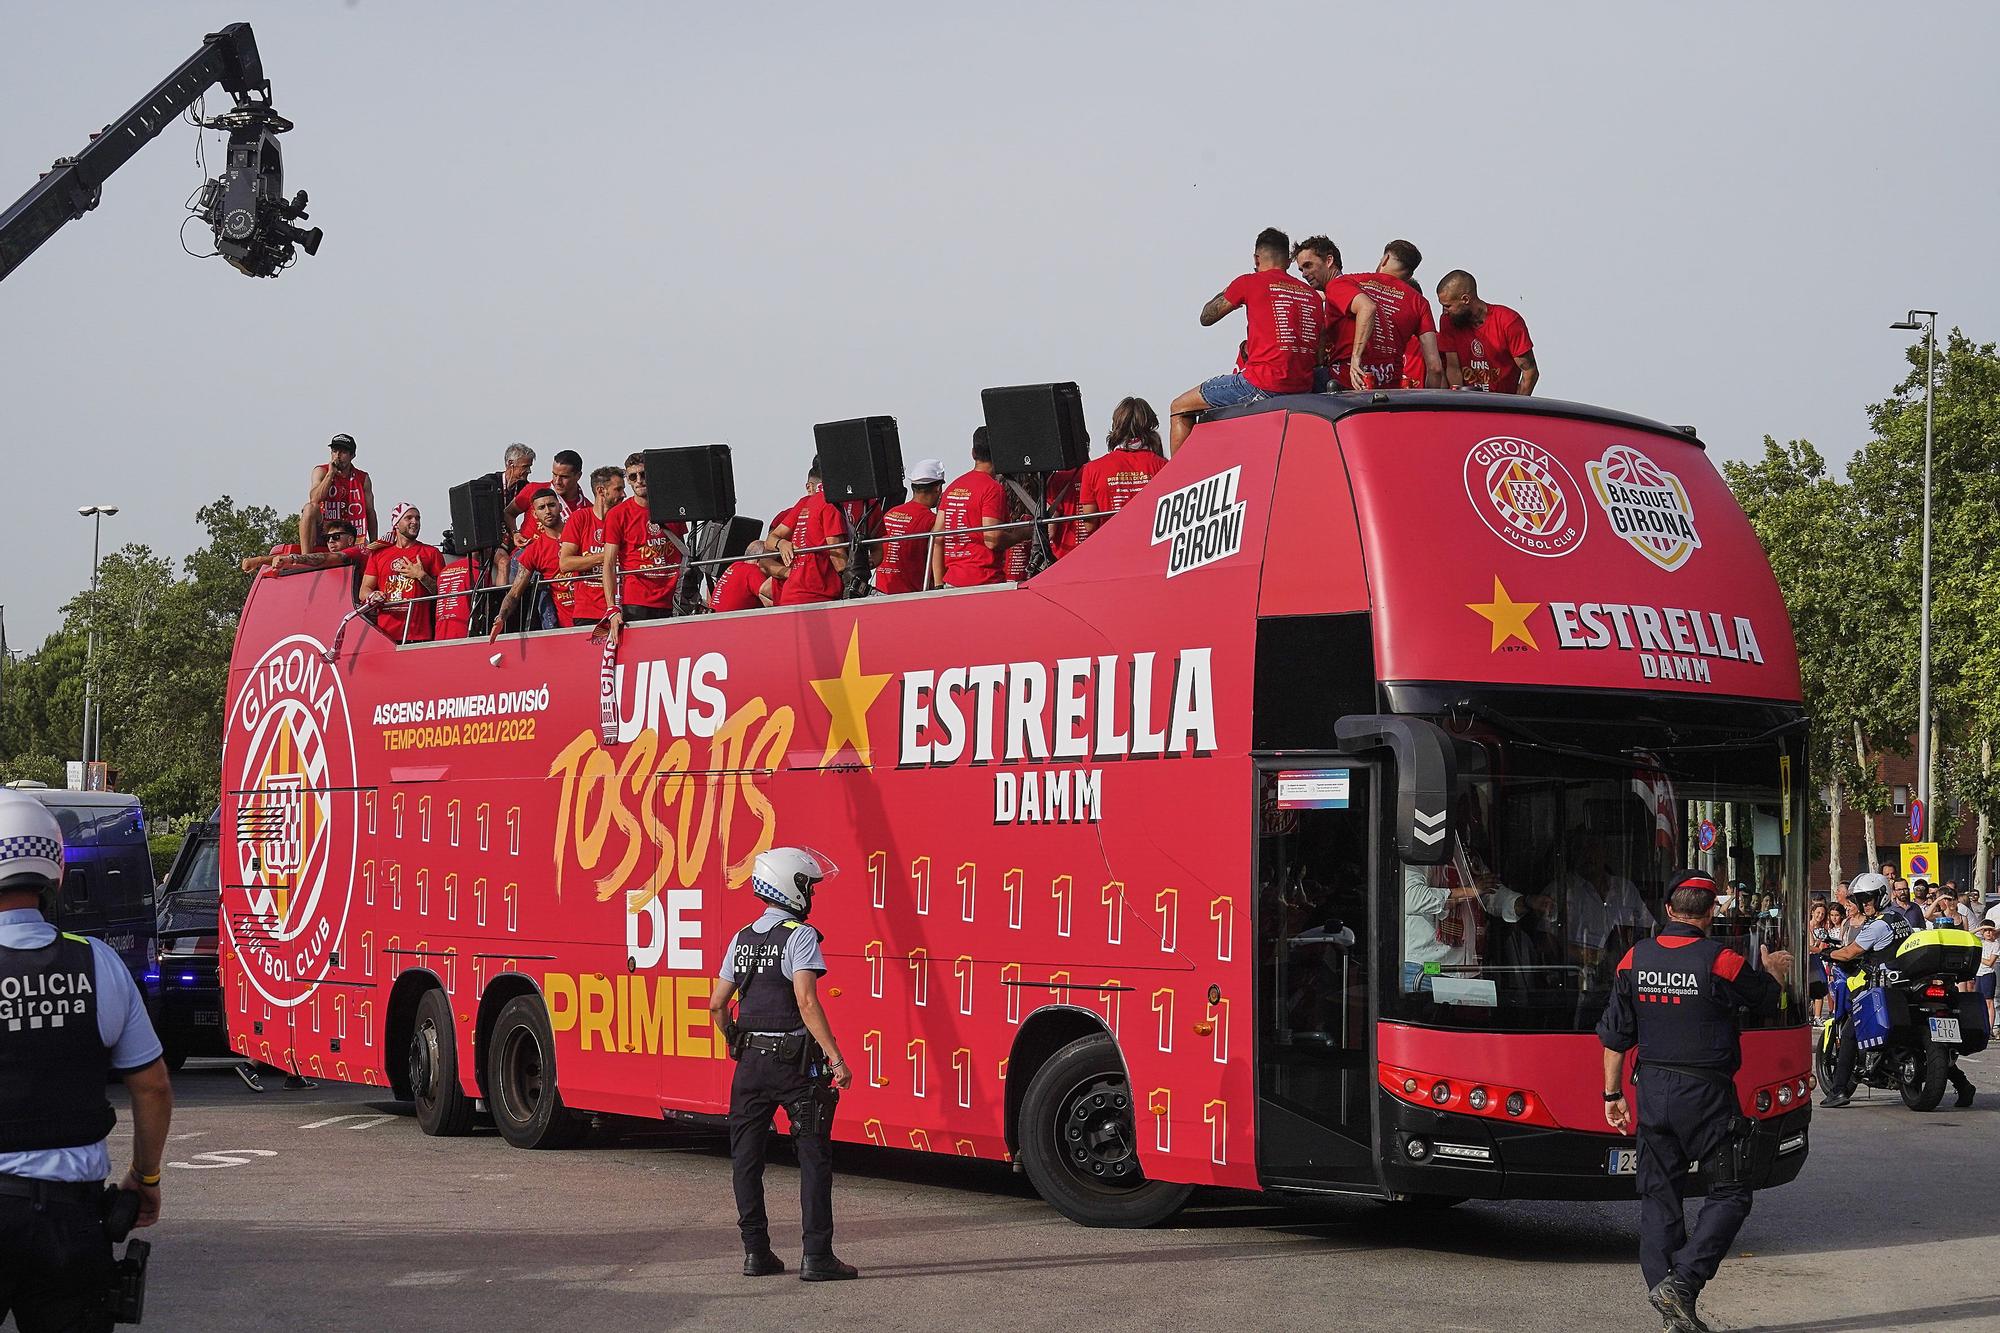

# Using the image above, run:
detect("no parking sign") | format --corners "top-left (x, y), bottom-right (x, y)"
top-left (1900, 841), bottom-right (1940, 883)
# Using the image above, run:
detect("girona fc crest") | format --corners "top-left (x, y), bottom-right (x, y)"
top-left (224, 635), bottom-right (359, 1008)
top-left (1462, 436), bottom-right (1586, 558)
top-left (1585, 444), bottom-right (1702, 572)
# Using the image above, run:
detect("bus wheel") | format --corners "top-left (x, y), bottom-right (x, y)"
top-left (1020, 1033), bottom-right (1191, 1228)
top-left (487, 994), bottom-right (585, 1149)
top-left (409, 988), bottom-right (475, 1136)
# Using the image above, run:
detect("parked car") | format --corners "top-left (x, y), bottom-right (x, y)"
top-left (154, 811), bottom-right (225, 1070)
top-left (12, 786), bottom-right (160, 1006)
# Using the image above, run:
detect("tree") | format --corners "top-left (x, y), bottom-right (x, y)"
top-left (0, 497), bottom-right (291, 820)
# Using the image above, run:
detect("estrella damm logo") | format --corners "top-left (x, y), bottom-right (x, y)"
top-left (1462, 436), bottom-right (1586, 558)
top-left (224, 634), bottom-right (359, 1008)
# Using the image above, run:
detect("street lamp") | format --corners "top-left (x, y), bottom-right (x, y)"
top-left (78, 504), bottom-right (119, 772)
top-left (1889, 310), bottom-right (1938, 825)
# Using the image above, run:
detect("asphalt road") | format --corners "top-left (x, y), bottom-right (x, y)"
top-left (87, 1047), bottom-right (2000, 1333)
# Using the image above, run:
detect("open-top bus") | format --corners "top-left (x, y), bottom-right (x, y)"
top-left (220, 391), bottom-right (1811, 1224)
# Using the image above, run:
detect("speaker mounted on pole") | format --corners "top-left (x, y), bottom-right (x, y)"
top-left (815, 416), bottom-right (906, 504)
top-left (981, 382), bottom-right (1088, 476)
top-left (645, 445), bottom-right (737, 526)
top-left (448, 475), bottom-right (509, 552)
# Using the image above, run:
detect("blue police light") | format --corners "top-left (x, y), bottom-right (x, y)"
top-left (179, 973), bottom-right (197, 984)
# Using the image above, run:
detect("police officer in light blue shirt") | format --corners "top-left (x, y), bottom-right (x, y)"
top-left (0, 791), bottom-right (174, 1331)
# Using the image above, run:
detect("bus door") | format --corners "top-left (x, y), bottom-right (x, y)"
top-left (1253, 757), bottom-right (1382, 1192)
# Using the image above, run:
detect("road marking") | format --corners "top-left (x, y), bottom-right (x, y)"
top-left (168, 1149), bottom-right (279, 1170)
top-left (389, 1271), bottom-right (473, 1287)
top-left (169, 1131), bottom-right (208, 1141)
top-left (299, 1114), bottom-right (396, 1131)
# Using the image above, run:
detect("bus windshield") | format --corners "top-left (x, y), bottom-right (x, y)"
top-left (1383, 696), bottom-right (1807, 1035)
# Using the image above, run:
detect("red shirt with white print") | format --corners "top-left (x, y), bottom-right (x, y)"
top-left (1077, 446), bottom-right (1168, 540)
top-left (313, 466), bottom-right (371, 545)
top-left (605, 497), bottom-right (685, 610)
top-left (364, 541), bottom-right (444, 642)
top-left (1222, 269), bottom-right (1321, 393)
top-left (561, 504), bottom-right (614, 623)
top-left (433, 558), bottom-right (475, 640)
top-left (516, 530), bottom-right (573, 626)
top-left (778, 491), bottom-right (848, 604)
top-left (1436, 302), bottom-right (1534, 394)
top-left (938, 469), bottom-right (1010, 587)
top-left (872, 500), bottom-right (936, 595)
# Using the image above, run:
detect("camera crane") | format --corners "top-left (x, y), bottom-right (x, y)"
top-left (0, 21), bottom-right (321, 284)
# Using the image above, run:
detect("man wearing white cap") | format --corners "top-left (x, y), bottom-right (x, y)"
top-left (873, 458), bottom-right (946, 595)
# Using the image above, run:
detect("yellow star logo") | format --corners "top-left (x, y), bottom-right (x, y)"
top-left (1466, 576), bottom-right (1540, 651)
top-left (809, 625), bottom-right (893, 766)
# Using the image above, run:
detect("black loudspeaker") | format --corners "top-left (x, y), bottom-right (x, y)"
top-left (815, 417), bottom-right (905, 502)
top-left (645, 445), bottom-right (736, 524)
top-left (718, 515), bottom-right (763, 563)
top-left (448, 475), bottom-right (508, 551)
top-left (982, 382), bottom-right (1089, 475)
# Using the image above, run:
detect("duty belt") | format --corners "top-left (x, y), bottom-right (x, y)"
top-left (0, 1172), bottom-right (103, 1207)
top-left (744, 1033), bottom-right (802, 1057)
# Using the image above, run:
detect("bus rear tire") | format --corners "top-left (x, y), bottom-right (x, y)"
top-left (410, 988), bottom-right (475, 1137)
top-left (1019, 1033), bottom-right (1191, 1228)
top-left (488, 994), bottom-right (586, 1149)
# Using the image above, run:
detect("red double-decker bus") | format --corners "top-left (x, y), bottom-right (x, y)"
top-left (220, 392), bottom-right (1812, 1225)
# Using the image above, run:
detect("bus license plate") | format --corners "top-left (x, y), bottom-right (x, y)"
top-left (1606, 1148), bottom-right (1638, 1176)
top-left (1930, 1017), bottom-right (1962, 1044)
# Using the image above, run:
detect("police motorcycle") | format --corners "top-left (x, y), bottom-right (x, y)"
top-left (1817, 909), bottom-right (1988, 1111)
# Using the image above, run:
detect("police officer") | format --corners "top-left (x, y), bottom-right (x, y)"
top-left (1597, 871), bottom-right (1792, 1333)
top-left (1822, 872), bottom-right (1975, 1108)
top-left (0, 792), bottom-right (173, 1330)
top-left (707, 847), bottom-right (857, 1281)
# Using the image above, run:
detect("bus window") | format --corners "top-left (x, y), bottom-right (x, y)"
top-left (1385, 714), bottom-right (1806, 1035)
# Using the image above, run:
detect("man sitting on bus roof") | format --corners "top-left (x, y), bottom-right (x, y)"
top-left (1434, 270), bottom-right (1538, 394)
top-left (1168, 228), bottom-right (1322, 452)
top-left (241, 518), bottom-right (381, 577)
top-left (710, 539), bottom-right (787, 613)
top-left (1322, 240), bottom-right (1443, 391)
top-left (359, 504), bottom-right (444, 644)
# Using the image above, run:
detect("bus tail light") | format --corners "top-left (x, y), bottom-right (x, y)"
top-left (1378, 1064), bottom-right (1559, 1129)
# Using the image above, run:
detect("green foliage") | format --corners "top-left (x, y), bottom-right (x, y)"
top-left (148, 831), bottom-right (186, 882)
top-left (0, 497), bottom-right (292, 823)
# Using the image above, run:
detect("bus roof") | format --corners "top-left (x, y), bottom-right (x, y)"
top-left (1206, 389), bottom-right (1701, 449)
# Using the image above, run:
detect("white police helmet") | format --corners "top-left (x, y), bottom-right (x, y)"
top-left (750, 846), bottom-right (836, 915)
top-left (1847, 871), bottom-right (1890, 911)
top-left (0, 792), bottom-right (65, 893)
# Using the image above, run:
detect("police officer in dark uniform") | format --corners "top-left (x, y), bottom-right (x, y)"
top-left (707, 847), bottom-right (857, 1281)
top-left (1597, 870), bottom-right (1792, 1333)
top-left (0, 791), bottom-right (174, 1331)
top-left (1821, 872), bottom-right (1975, 1109)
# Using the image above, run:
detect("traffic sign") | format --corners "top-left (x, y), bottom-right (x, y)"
top-left (1907, 798), bottom-right (1926, 843)
top-left (1697, 818), bottom-right (1718, 852)
top-left (1900, 841), bottom-right (1939, 883)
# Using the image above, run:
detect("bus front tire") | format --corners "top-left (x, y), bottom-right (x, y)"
top-left (410, 988), bottom-right (475, 1136)
top-left (487, 994), bottom-right (585, 1149)
top-left (1019, 1033), bottom-right (1191, 1228)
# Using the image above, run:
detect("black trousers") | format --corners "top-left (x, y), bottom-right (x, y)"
top-left (729, 1049), bottom-right (836, 1257)
top-left (0, 1189), bottom-right (113, 1333)
top-left (1634, 1066), bottom-right (1753, 1293)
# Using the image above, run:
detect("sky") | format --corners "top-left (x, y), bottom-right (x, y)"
top-left (3, 1), bottom-right (1997, 647)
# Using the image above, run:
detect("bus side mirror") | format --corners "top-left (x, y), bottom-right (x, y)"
top-left (1333, 714), bottom-right (1456, 866)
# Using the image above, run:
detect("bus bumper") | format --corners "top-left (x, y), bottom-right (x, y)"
top-left (1377, 1095), bottom-right (1813, 1201)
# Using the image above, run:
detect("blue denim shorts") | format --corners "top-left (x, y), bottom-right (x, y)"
top-left (1199, 372), bottom-right (1269, 409)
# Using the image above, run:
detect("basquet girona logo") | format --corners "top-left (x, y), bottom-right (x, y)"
top-left (1585, 443), bottom-right (1703, 572)
top-left (1462, 436), bottom-right (1587, 558)
top-left (224, 634), bottom-right (359, 1008)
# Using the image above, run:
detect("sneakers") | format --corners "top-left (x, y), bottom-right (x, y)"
top-left (800, 1252), bottom-right (860, 1282)
top-left (1818, 1091), bottom-right (1852, 1108)
top-left (741, 1250), bottom-right (786, 1277)
top-left (1648, 1273), bottom-right (1700, 1332)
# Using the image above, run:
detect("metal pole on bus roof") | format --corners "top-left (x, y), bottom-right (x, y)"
top-left (1889, 311), bottom-right (1938, 823)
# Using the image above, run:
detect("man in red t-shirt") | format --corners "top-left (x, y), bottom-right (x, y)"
top-left (710, 539), bottom-right (789, 612)
top-left (433, 557), bottom-right (475, 641)
top-left (559, 466), bottom-right (626, 626)
top-left (777, 465), bottom-right (851, 606)
top-left (873, 459), bottom-right (946, 594)
top-left (242, 519), bottom-right (381, 577)
top-left (491, 488), bottom-right (574, 636)
top-left (359, 504), bottom-right (445, 643)
top-left (1043, 468), bottom-right (1083, 562)
top-left (509, 448), bottom-right (589, 545)
top-left (602, 452), bottom-right (687, 626)
top-left (1168, 228), bottom-right (1323, 452)
top-left (932, 429), bottom-right (1024, 589)
top-left (1435, 270), bottom-right (1539, 395)
top-left (1375, 240), bottom-right (1445, 390)
top-left (1323, 240), bottom-right (1443, 391)
top-left (301, 433), bottom-right (378, 553)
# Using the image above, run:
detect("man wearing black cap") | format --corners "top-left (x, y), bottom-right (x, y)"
top-left (1596, 871), bottom-right (1793, 1333)
top-left (302, 433), bottom-right (378, 553)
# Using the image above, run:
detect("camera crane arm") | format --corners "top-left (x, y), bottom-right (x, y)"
top-left (0, 23), bottom-right (297, 283)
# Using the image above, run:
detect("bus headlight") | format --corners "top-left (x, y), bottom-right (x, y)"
top-left (1775, 1085), bottom-right (1792, 1106)
top-left (1430, 1081), bottom-right (1451, 1105)
top-left (1505, 1092), bottom-right (1527, 1117)
top-left (1467, 1087), bottom-right (1489, 1111)
top-left (1755, 1090), bottom-right (1772, 1113)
